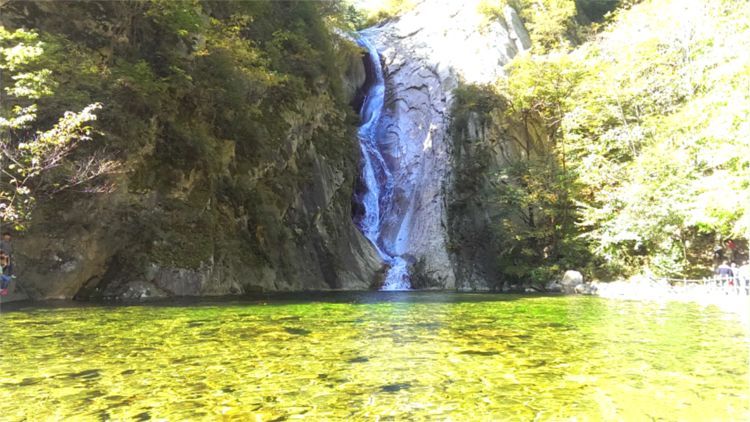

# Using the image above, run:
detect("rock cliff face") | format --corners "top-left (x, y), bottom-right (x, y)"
top-left (362, 0), bottom-right (530, 290)
top-left (2, 0), bottom-right (529, 301)
top-left (447, 106), bottom-right (526, 290)
top-left (2, 1), bottom-right (383, 301)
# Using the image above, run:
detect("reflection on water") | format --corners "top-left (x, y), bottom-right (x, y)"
top-left (1, 293), bottom-right (748, 420)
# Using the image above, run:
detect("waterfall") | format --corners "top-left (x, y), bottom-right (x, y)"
top-left (355, 33), bottom-right (411, 290)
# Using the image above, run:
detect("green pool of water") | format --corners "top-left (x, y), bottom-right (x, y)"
top-left (1, 293), bottom-right (748, 420)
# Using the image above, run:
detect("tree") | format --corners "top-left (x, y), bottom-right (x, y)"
top-left (0, 28), bottom-right (115, 229)
top-left (565, 0), bottom-right (750, 276)
top-left (497, 53), bottom-right (587, 266)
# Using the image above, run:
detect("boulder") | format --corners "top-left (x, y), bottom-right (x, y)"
top-left (1, 2), bottom-right (384, 300)
top-left (115, 281), bottom-right (168, 301)
top-left (561, 270), bottom-right (584, 294)
top-left (574, 283), bottom-right (598, 295)
top-left (0, 277), bottom-right (30, 303)
top-left (545, 281), bottom-right (563, 292)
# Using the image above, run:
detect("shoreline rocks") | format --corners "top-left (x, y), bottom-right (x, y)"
top-left (560, 270), bottom-right (583, 294)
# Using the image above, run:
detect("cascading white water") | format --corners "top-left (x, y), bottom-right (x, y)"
top-left (355, 33), bottom-right (411, 290)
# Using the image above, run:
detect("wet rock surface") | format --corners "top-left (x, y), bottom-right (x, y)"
top-left (364, 0), bottom-right (529, 289)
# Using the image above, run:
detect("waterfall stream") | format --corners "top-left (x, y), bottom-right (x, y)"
top-left (355, 34), bottom-right (411, 290)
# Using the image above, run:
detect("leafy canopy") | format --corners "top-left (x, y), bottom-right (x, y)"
top-left (0, 27), bottom-right (109, 229)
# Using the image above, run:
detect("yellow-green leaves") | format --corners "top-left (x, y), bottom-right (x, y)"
top-left (568, 0), bottom-right (750, 276)
top-left (1, 28), bottom-right (107, 229)
top-left (502, 0), bottom-right (581, 53)
top-left (482, 0), bottom-right (750, 278)
top-left (0, 28), bottom-right (56, 101)
top-left (0, 27), bottom-right (43, 71)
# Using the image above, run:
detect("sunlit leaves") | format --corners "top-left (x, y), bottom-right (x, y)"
top-left (569, 0), bottom-right (750, 275)
top-left (503, 52), bottom-right (586, 120)
top-left (519, 0), bottom-right (578, 51)
top-left (0, 28), bottom-right (109, 229)
top-left (0, 28), bottom-right (56, 102)
top-left (487, 0), bottom-right (750, 278)
top-left (0, 28), bottom-right (43, 70)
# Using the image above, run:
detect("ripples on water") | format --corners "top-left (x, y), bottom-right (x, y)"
top-left (1, 293), bottom-right (748, 420)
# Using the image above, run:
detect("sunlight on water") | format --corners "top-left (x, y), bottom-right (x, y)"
top-left (1, 293), bottom-right (748, 420)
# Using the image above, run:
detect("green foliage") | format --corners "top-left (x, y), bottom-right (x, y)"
top-left (480, 0), bottom-right (630, 53)
top-left (574, 0), bottom-right (622, 21)
top-left (451, 83), bottom-right (505, 131)
top-left (513, 0), bottom-right (579, 51)
top-left (477, 0), bottom-right (510, 22)
top-left (488, 54), bottom-right (592, 284)
top-left (450, 75), bottom-right (594, 287)
top-left (144, 0), bottom-right (204, 38)
top-left (475, 0), bottom-right (750, 280)
top-left (0, 28), bottom-right (108, 229)
top-left (567, 0), bottom-right (750, 276)
top-left (1, 0), bottom-right (361, 268)
top-left (319, 1), bottom-right (368, 32)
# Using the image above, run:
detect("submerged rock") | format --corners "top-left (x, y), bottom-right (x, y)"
top-left (115, 281), bottom-right (169, 300)
top-left (380, 382), bottom-right (411, 393)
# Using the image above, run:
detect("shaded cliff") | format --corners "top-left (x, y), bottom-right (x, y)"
top-left (362, 0), bottom-right (530, 290)
top-left (447, 85), bottom-right (528, 290)
top-left (1, 1), bottom-right (382, 300)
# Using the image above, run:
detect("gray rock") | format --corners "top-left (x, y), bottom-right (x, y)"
top-left (574, 283), bottom-right (598, 295)
top-left (337, 33), bottom-right (367, 104)
top-left (4, 1), bottom-right (530, 298)
top-left (505, 6), bottom-right (532, 51)
top-left (11, 88), bottom-right (383, 301)
top-left (561, 270), bottom-right (584, 294)
top-left (545, 281), bottom-right (563, 292)
top-left (117, 281), bottom-right (168, 300)
top-left (0, 277), bottom-right (30, 303)
top-left (361, 0), bottom-right (530, 290)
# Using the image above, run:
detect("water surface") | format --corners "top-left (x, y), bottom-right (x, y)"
top-left (1, 293), bottom-right (748, 420)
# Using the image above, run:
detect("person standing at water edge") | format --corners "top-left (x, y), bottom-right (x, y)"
top-left (713, 243), bottom-right (724, 264)
top-left (0, 251), bottom-right (12, 296)
top-left (715, 261), bottom-right (733, 289)
top-left (0, 232), bottom-right (15, 295)
top-left (730, 263), bottom-right (739, 286)
top-left (716, 261), bottom-right (733, 277)
top-left (0, 231), bottom-right (14, 276)
top-left (725, 239), bottom-right (737, 262)
top-left (0, 231), bottom-right (12, 255)
top-left (739, 261), bottom-right (750, 294)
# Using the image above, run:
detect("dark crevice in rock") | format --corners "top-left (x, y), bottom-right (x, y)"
top-left (350, 50), bottom-right (378, 114)
top-left (351, 45), bottom-right (382, 228)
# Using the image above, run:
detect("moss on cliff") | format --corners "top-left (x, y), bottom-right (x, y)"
top-left (2, 0), bottom-right (376, 297)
